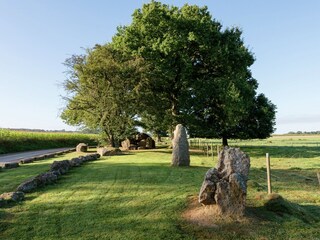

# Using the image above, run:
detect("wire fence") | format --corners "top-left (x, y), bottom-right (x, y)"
top-left (188, 137), bottom-right (320, 159)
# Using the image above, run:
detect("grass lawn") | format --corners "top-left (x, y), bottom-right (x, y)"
top-left (0, 136), bottom-right (319, 239)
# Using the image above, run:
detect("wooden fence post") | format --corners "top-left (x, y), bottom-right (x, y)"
top-left (317, 172), bottom-right (320, 186)
top-left (266, 153), bottom-right (272, 194)
top-left (211, 142), bottom-right (214, 160)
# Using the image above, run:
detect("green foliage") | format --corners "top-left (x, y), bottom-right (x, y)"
top-left (61, 45), bottom-right (143, 146)
top-left (0, 129), bottom-right (97, 154)
top-left (112, 1), bottom-right (276, 144)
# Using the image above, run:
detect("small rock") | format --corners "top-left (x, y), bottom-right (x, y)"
top-left (35, 172), bottom-right (58, 186)
top-left (76, 143), bottom-right (88, 152)
top-left (16, 178), bottom-right (39, 193)
top-left (0, 191), bottom-right (25, 202)
top-left (20, 158), bottom-right (34, 164)
top-left (69, 157), bottom-right (83, 167)
top-left (50, 160), bottom-right (71, 175)
top-left (97, 147), bottom-right (109, 156)
top-left (0, 162), bottom-right (19, 169)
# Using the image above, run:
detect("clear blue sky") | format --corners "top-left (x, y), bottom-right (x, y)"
top-left (1, 1), bottom-right (320, 134)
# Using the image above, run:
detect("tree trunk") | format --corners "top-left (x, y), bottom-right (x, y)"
top-left (156, 134), bottom-right (162, 142)
top-left (222, 136), bottom-right (228, 146)
top-left (110, 134), bottom-right (116, 148)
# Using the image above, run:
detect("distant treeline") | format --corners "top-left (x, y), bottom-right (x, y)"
top-left (5, 128), bottom-right (76, 133)
top-left (287, 131), bottom-right (320, 134)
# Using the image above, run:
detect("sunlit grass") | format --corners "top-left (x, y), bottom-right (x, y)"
top-left (0, 137), bottom-right (319, 239)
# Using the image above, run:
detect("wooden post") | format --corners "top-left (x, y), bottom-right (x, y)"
top-left (317, 172), bottom-right (320, 186)
top-left (211, 142), bottom-right (214, 160)
top-left (266, 153), bottom-right (272, 194)
top-left (207, 144), bottom-right (209, 157)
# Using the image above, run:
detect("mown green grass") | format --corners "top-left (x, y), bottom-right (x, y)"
top-left (0, 152), bottom-right (88, 194)
top-left (0, 136), bottom-right (320, 239)
top-left (0, 129), bottom-right (98, 154)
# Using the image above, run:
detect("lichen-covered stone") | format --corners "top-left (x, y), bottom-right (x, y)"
top-left (199, 147), bottom-right (250, 216)
top-left (50, 160), bottom-right (71, 175)
top-left (69, 157), bottom-right (83, 167)
top-left (35, 172), bottom-right (58, 185)
top-left (171, 124), bottom-right (190, 166)
top-left (198, 168), bottom-right (219, 204)
top-left (16, 178), bottom-right (39, 193)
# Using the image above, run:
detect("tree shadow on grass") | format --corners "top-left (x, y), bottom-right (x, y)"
top-left (0, 210), bottom-right (14, 233)
top-left (2, 159), bottom-right (319, 239)
top-left (246, 200), bottom-right (320, 224)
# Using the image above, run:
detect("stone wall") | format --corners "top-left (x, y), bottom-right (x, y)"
top-left (0, 153), bottom-right (100, 208)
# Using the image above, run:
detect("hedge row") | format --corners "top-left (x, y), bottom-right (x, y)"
top-left (0, 129), bottom-right (98, 154)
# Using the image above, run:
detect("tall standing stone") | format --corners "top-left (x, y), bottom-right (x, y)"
top-left (171, 124), bottom-right (190, 166)
top-left (198, 147), bottom-right (250, 216)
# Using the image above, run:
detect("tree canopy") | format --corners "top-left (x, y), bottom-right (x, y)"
top-left (61, 1), bottom-right (276, 146)
top-left (61, 45), bottom-right (143, 146)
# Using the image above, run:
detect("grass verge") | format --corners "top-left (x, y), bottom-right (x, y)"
top-left (0, 144), bottom-right (319, 239)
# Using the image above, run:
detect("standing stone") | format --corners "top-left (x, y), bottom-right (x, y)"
top-left (171, 124), bottom-right (190, 166)
top-left (146, 137), bottom-right (155, 149)
top-left (121, 139), bottom-right (131, 150)
top-left (138, 139), bottom-right (147, 149)
top-left (198, 147), bottom-right (250, 216)
top-left (76, 143), bottom-right (88, 152)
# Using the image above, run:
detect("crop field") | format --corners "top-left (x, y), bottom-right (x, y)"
top-left (0, 129), bottom-right (98, 154)
top-left (0, 135), bottom-right (319, 239)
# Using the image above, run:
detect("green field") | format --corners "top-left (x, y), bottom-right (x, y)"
top-left (0, 129), bottom-right (98, 154)
top-left (0, 135), bottom-right (319, 239)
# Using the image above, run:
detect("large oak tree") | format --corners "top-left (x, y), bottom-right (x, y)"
top-left (112, 1), bottom-right (276, 145)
